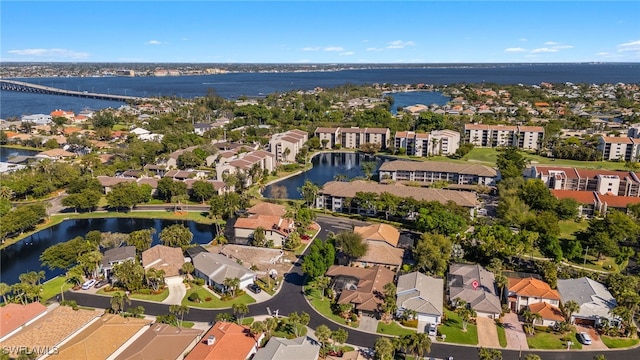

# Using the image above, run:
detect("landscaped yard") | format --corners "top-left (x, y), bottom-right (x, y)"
top-left (181, 285), bottom-right (255, 309)
top-left (437, 309), bottom-right (478, 345)
top-left (377, 321), bottom-right (415, 337)
top-left (496, 323), bottom-right (507, 348)
top-left (306, 287), bottom-right (359, 328)
top-left (558, 220), bottom-right (588, 240)
top-left (40, 276), bottom-right (74, 303)
top-left (526, 329), bottom-right (582, 350)
top-left (601, 336), bottom-right (640, 349)
top-left (97, 288), bottom-right (170, 302)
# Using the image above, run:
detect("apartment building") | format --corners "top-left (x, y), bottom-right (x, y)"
top-left (379, 160), bottom-right (498, 186)
top-left (464, 124), bottom-right (544, 150)
top-left (597, 136), bottom-right (640, 161)
top-left (314, 127), bottom-right (390, 150)
top-left (528, 166), bottom-right (640, 197)
top-left (394, 130), bottom-right (460, 157)
top-left (268, 129), bottom-right (308, 163)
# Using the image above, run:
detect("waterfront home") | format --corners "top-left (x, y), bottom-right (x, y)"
top-left (314, 127), bottom-right (391, 150)
top-left (142, 244), bottom-right (186, 279)
top-left (557, 277), bottom-right (619, 327)
top-left (447, 263), bottom-right (502, 319)
top-left (325, 265), bottom-right (395, 318)
top-left (191, 252), bottom-right (256, 292)
top-left (253, 336), bottom-right (320, 360)
top-left (186, 321), bottom-right (263, 360)
top-left (396, 272), bottom-right (444, 331)
top-left (114, 323), bottom-right (203, 360)
top-left (215, 150), bottom-right (275, 186)
top-left (268, 129), bottom-right (308, 163)
top-left (101, 246), bottom-right (136, 279)
top-left (393, 129), bottom-right (460, 157)
top-left (233, 215), bottom-right (294, 248)
top-left (378, 160), bottom-right (498, 186)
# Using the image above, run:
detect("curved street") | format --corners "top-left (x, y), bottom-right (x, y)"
top-left (65, 215), bottom-right (640, 360)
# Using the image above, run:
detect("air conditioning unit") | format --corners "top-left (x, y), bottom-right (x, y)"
top-left (207, 335), bottom-right (216, 346)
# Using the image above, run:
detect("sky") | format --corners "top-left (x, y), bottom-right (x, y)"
top-left (2, 1), bottom-right (639, 63)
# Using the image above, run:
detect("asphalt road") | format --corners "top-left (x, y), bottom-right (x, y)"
top-left (65, 215), bottom-right (640, 360)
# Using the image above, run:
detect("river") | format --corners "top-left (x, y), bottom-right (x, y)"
top-left (0, 218), bottom-right (216, 285)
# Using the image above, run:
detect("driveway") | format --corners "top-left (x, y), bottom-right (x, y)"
top-left (477, 316), bottom-right (501, 348)
top-left (245, 286), bottom-right (272, 303)
top-left (502, 312), bottom-right (529, 350)
top-left (162, 276), bottom-right (186, 305)
top-left (575, 325), bottom-right (608, 350)
top-left (358, 316), bottom-right (378, 334)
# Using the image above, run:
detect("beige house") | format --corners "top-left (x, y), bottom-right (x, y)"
top-left (315, 127), bottom-right (340, 149)
top-left (507, 277), bottom-right (561, 312)
top-left (142, 245), bottom-right (186, 279)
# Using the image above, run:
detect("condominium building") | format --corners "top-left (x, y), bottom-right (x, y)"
top-left (464, 124), bottom-right (544, 150)
top-left (314, 127), bottom-right (390, 150)
top-left (597, 136), bottom-right (640, 161)
top-left (379, 160), bottom-right (498, 186)
top-left (528, 166), bottom-right (640, 197)
top-left (268, 129), bottom-right (308, 163)
top-left (394, 130), bottom-right (460, 156)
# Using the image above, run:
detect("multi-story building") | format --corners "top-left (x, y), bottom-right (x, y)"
top-left (464, 124), bottom-right (544, 150)
top-left (379, 160), bottom-right (498, 186)
top-left (394, 130), bottom-right (460, 156)
top-left (597, 136), bottom-right (640, 161)
top-left (313, 127), bottom-right (390, 150)
top-left (528, 166), bottom-right (640, 197)
top-left (268, 129), bottom-right (308, 163)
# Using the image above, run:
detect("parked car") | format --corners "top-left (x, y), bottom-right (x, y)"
top-left (578, 332), bottom-right (592, 345)
top-left (81, 279), bottom-right (96, 290)
top-left (247, 283), bottom-right (262, 294)
top-left (428, 323), bottom-right (437, 336)
top-left (94, 279), bottom-right (109, 289)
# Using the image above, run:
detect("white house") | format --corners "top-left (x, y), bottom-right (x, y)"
top-left (396, 272), bottom-right (444, 332)
top-left (192, 252), bottom-right (256, 292)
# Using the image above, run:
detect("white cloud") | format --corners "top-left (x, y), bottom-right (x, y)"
top-left (302, 46), bottom-right (321, 51)
top-left (617, 40), bottom-right (640, 52)
top-left (596, 52), bottom-right (609, 56)
top-left (387, 40), bottom-right (415, 49)
top-left (146, 40), bottom-right (165, 45)
top-left (340, 51), bottom-right (355, 56)
top-left (366, 47), bottom-right (383, 52)
top-left (531, 47), bottom-right (559, 53)
top-left (544, 41), bottom-right (559, 45)
top-left (504, 47), bottom-right (527, 53)
top-left (7, 48), bottom-right (89, 59)
top-left (324, 46), bottom-right (344, 52)
top-left (553, 45), bottom-right (574, 50)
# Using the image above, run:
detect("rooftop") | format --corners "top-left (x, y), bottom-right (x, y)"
top-left (185, 321), bottom-right (260, 360)
top-left (114, 323), bottom-right (203, 360)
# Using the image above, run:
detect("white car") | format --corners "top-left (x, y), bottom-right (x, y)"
top-left (578, 332), bottom-right (592, 345)
top-left (81, 279), bottom-right (96, 290)
top-left (428, 323), bottom-right (437, 336)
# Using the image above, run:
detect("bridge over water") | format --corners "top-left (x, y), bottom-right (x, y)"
top-left (0, 79), bottom-right (151, 102)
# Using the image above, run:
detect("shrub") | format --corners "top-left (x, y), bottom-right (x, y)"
top-left (205, 297), bottom-right (212, 302)
top-left (193, 278), bottom-right (205, 286)
top-left (401, 319), bottom-right (419, 328)
top-left (61, 300), bottom-right (78, 310)
top-left (136, 289), bottom-right (152, 295)
top-left (188, 292), bottom-right (201, 303)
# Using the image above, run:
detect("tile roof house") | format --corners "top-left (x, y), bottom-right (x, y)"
top-left (507, 277), bottom-right (561, 312)
top-left (528, 301), bottom-right (564, 327)
top-left (247, 202), bottom-right (287, 217)
top-left (353, 223), bottom-right (400, 247)
top-left (113, 323), bottom-right (203, 360)
top-left (185, 321), bottom-right (263, 360)
top-left (350, 240), bottom-right (404, 271)
top-left (325, 265), bottom-right (395, 317)
top-left (0, 302), bottom-right (47, 342)
top-left (396, 272), bottom-right (444, 330)
top-left (252, 336), bottom-right (320, 360)
top-left (101, 246), bottom-right (137, 278)
top-left (54, 314), bottom-right (151, 360)
top-left (557, 277), bottom-right (619, 327)
top-left (192, 252), bottom-right (256, 292)
top-left (447, 263), bottom-right (502, 319)
top-left (233, 215), bottom-right (294, 248)
top-left (142, 244), bottom-right (186, 278)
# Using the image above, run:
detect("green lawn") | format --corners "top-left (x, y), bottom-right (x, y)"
top-left (496, 323), bottom-right (507, 348)
top-left (437, 310), bottom-right (478, 345)
top-left (526, 330), bottom-right (582, 350)
top-left (463, 148), bottom-right (629, 170)
top-left (181, 285), bottom-right (255, 309)
top-left (272, 325), bottom-right (308, 339)
top-left (601, 336), bottom-right (640, 349)
top-left (558, 220), bottom-right (588, 240)
top-left (97, 288), bottom-right (170, 302)
top-left (180, 321), bottom-right (195, 328)
top-left (40, 276), bottom-right (74, 303)
top-left (306, 287), bottom-right (358, 328)
top-left (377, 321), bottom-right (415, 336)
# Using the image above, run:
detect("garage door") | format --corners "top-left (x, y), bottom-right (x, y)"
top-left (574, 318), bottom-right (596, 326)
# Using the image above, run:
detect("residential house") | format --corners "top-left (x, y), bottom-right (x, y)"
top-left (325, 265), bottom-right (395, 318)
top-left (396, 272), bottom-right (444, 331)
top-left (350, 223), bottom-right (404, 271)
top-left (193, 122), bottom-right (215, 136)
top-left (233, 215), bottom-right (294, 248)
top-left (557, 277), bottom-right (619, 327)
top-left (315, 180), bottom-right (478, 217)
top-left (252, 336), bottom-right (320, 360)
top-left (142, 245), bottom-right (186, 279)
top-left (0, 302), bottom-right (47, 342)
top-left (22, 114), bottom-right (52, 125)
top-left (507, 277), bottom-right (561, 312)
top-left (464, 124), bottom-right (544, 150)
top-left (268, 129), bottom-right (308, 163)
top-left (35, 148), bottom-right (76, 160)
top-left (527, 301), bottom-right (565, 327)
top-left (101, 246), bottom-right (136, 279)
top-left (192, 252), bottom-right (256, 292)
top-left (447, 263), bottom-right (502, 319)
top-left (185, 321), bottom-right (263, 360)
top-left (378, 160), bottom-right (498, 186)
top-left (113, 323), bottom-right (203, 360)
top-left (166, 146), bottom-right (200, 169)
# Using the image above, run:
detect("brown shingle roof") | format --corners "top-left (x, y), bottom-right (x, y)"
top-left (356, 241), bottom-right (404, 267)
top-left (353, 223), bottom-right (400, 247)
top-left (142, 245), bottom-right (186, 278)
top-left (247, 202), bottom-right (287, 217)
top-left (320, 180), bottom-right (477, 208)
top-left (114, 323), bottom-right (203, 360)
top-left (325, 265), bottom-right (395, 312)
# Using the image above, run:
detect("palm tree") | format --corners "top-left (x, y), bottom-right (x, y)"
top-left (495, 272), bottom-right (508, 301)
top-left (250, 321), bottom-right (266, 342)
top-left (402, 332), bottom-right (431, 359)
top-left (314, 324), bottom-right (332, 353)
top-left (282, 147), bottom-right (291, 163)
top-left (315, 276), bottom-right (331, 300)
top-left (181, 262), bottom-right (195, 280)
top-left (262, 317), bottom-right (279, 339)
top-left (169, 304), bottom-right (189, 327)
top-left (560, 300), bottom-right (580, 323)
top-left (0, 282), bottom-right (10, 304)
top-left (232, 303), bottom-right (249, 325)
top-left (110, 292), bottom-right (131, 314)
top-left (454, 299), bottom-right (476, 331)
top-left (223, 277), bottom-right (240, 297)
top-left (521, 308), bottom-right (542, 335)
